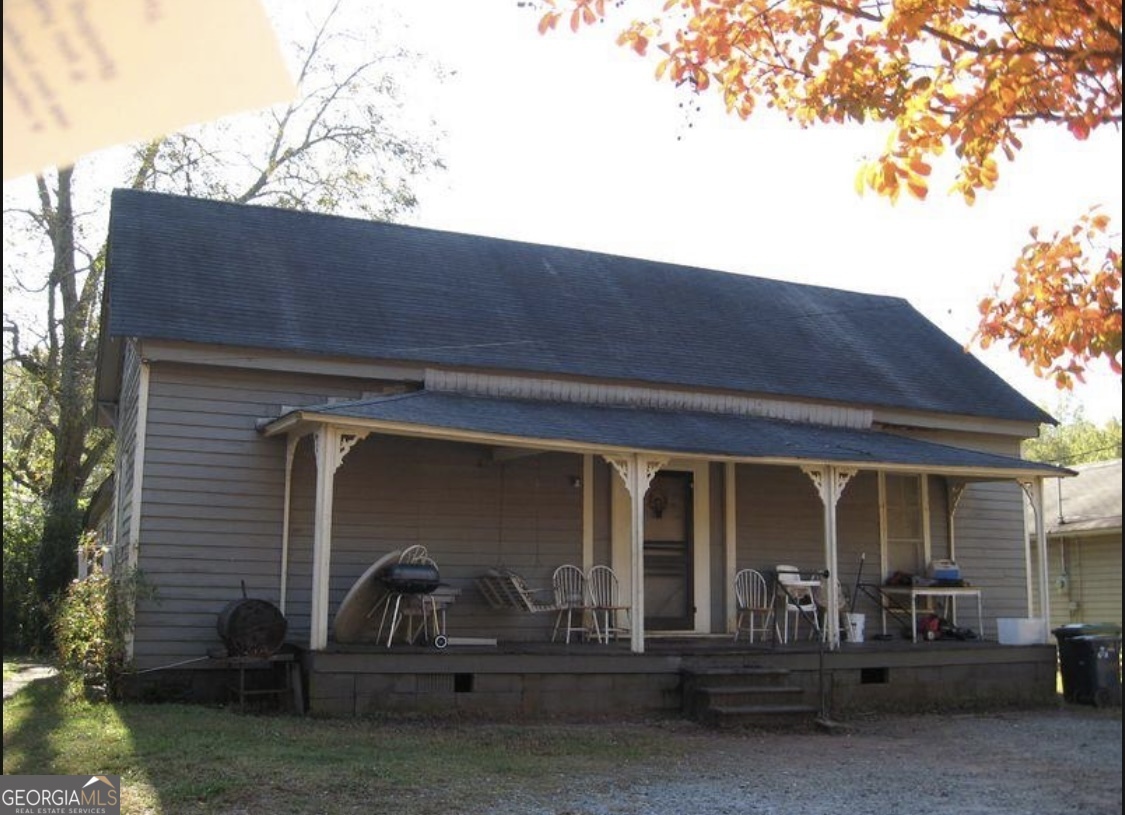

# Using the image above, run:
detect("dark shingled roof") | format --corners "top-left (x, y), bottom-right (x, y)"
top-left (278, 391), bottom-right (1061, 476)
top-left (1043, 458), bottom-right (1122, 535)
top-left (104, 189), bottom-right (1051, 424)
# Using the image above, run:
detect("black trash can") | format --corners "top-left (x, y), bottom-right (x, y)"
top-left (1052, 624), bottom-right (1123, 707)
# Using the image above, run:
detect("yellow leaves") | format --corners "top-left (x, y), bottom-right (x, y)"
top-left (979, 156), bottom-right (999, 189)
top-left (853, 165), bottom-right (867, 197)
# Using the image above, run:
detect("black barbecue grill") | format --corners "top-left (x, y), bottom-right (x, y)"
top-left (377, 562), bottom-right (447, 648)
top-left (380, 562), bottom-right (441, 594)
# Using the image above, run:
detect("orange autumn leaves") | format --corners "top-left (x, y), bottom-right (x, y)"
top-left (978, 209), bottom-right (1122, 388)
top-left (538, 0), bottom-right (1122, 387)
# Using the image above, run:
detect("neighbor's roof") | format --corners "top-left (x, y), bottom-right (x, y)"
top-left (1042, 458), bottom-right (1122, 535)
top-left (263, 391), bottom-right (1063, 478)
top-left (103, 189), bottom-right (1052, 424)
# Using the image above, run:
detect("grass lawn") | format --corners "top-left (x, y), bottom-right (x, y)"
top-left (3, 673), bottom-right (687, 814)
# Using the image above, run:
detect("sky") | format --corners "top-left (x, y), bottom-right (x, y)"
top-left (5, 0), bottom-right (1120, 427)
top-left (377, 1), bottom-right (1122, 425)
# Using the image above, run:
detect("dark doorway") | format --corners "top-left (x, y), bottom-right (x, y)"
top-left (643, 471), bottom-right (694, 630)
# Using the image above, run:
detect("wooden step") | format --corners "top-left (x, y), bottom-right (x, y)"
top-left (701, 702), bottom-right (820, 728)
top-left (696, 685), bottom-right (806, 707)
top-left (681, 665), bottom-right (817, 727)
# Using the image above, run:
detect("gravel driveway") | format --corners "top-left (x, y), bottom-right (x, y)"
top-left (473, 707), bottom-right (1121, 815)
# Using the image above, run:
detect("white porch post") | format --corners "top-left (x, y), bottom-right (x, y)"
top-left (309, 425), bottom-right (367, 651)
top-left (279, 434), bottom-right (300, 615)
top-left (802, 465), bottom-right (856, 649)
top-left (1021, 477), bottom-right (1051, 642)
top-left (605, 453), bottom-right (666, 654)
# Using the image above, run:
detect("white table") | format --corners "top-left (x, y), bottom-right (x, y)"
top-left (879, 586), bottom-right (983, 643)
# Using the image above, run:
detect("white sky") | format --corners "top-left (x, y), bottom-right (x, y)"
top-left (6, 0), bottom-right (1119, 426)
top-left (382, 1), bottom-right (1123, 425)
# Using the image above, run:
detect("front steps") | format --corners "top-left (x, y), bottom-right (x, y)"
top-left (682, 666), bottom-right (818, 728)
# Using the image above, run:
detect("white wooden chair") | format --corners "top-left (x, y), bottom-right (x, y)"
top-left (551, 564), bottom-right (593, 644)
top-left (733, 568), bottom-right (772, 643)
top-left (586, 565), bottom-right (630, 643)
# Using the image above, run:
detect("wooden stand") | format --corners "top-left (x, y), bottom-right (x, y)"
top-left (226, 653), bottom-right (303, 713)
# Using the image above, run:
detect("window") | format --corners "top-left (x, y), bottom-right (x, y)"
top-left (881, 473), bottom-right (929, 577)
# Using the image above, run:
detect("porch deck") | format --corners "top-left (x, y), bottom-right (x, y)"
top-left (303, 635), bottom-right (1058, 719)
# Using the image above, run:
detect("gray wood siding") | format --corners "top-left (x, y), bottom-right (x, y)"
top-left (836, 471), bottom-right (882, 620)
top-left (591, 457), bottom-right (613, 564)
top-left (112, 341), bottom-right (142, 572)
top-left (131, 363), bottom-right (394, 667)
top-left (885, 428), bottom-right (1024, 457)
top-left (950, 481), bottom-right (1030, 639)
top-left (735, 463), bottom-right (825, 569)
top-left (1043, 533), bottom-right (1123, 630)
top-left (128, 358), bottom-right (1039, 666)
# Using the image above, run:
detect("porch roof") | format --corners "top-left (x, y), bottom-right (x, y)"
top-left (262, 391), bottom-right (1066, 479)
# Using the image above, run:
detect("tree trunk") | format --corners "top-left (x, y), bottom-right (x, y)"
top-left (29, 166), bottom-right (103, 619)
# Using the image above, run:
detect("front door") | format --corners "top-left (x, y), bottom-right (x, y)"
top-left (643, 471), bottom-right (694, 630)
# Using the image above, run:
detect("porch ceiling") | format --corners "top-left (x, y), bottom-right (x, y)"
top-left (261, 390), bottom-right (1067, 479)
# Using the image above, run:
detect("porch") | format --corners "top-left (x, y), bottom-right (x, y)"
top-left (302, 636), bottom-right (1058, 721)
top-left (263, 396), bottom-right (1065, 660)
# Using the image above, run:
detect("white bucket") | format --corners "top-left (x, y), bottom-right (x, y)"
top-left (846, 613), bottom-right (866, 643)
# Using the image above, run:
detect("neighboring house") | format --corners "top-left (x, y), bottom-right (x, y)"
top-left (1033, 459), bottom-right (1122, 631)
top-left (94, 189), bottom-right (1067, 713)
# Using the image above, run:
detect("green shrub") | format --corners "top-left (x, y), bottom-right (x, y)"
top-left (2, 481), bottom-right (46, 652)
top-left (52, 546), bottom-right (150, 700)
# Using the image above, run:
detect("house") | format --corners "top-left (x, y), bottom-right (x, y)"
top-left (94, 188), bottom-right (1067, 716)
top-left (1033, 459), bottom-right (1122, 632)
